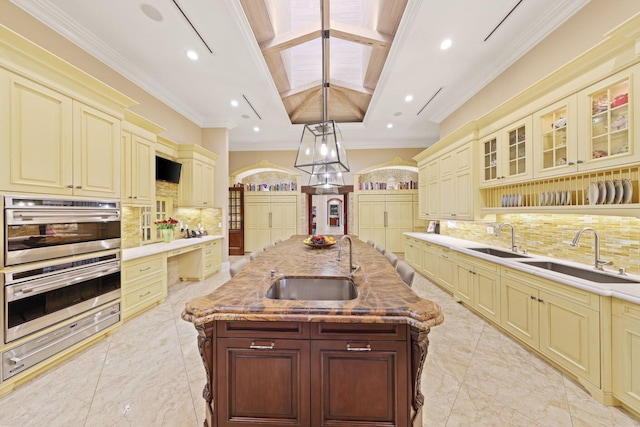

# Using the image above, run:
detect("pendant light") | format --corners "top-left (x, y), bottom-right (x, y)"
top-left (294, 0), bottom-right (349, 186)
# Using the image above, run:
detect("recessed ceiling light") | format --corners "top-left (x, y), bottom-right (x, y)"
top-left (387, 123), bottom-right (394, 129)
top-left (440, 39), bottom-right (452, 50)
top-left (253, 126), bottom-right (260, 132)
top-left (404, 95), bottom-right (413, 102)
top-left (140, 3), bottom-right (163, 22)
top-left (231, 100), bottom-right (239, 107)
top-left (186, 50), bottom-right (198, 60)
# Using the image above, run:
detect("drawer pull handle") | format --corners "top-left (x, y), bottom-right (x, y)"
top-left (140, 291), bottom-right (151, 297)
top-left (140, 267), bottom-right (151, 272)
top-left (347, 343), bottom-right (371, 352)
top-left (250, 341), bottom-right (275, 350)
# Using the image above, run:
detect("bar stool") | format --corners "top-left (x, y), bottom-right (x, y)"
top-left (384, 251), bottom-right (399, 268)
top-left (230, 258), bottom-right (249, 278)
top-left (263, 243), bottom-right (274, 251)
top-left (366, 240), bottom-right (375, 247)
top-left (274, 239), bottom-right (282, 245)
top-left (249, 250), bottom-right (262, 261)
top-left (375, 244), bottom-right (386, 255)
top-left (396, 260), bottom-right (415, 287)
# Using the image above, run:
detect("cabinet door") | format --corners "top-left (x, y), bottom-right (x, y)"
top-left (500, 277), bottom-right (539, 348)
top-left (455, 260), bottom-right (474, 305)
top-left (357, 198), bottom-right (386, 246)
top-left (217, 338), bottom-right (310, 427)
top-left (613, 300), bottom-right (640, 411)
top-left (418, 166), bottom-right (428, 219)
top-left (201, 161), bottom-right (215, 206)
top-left (539, 291), bottom-right (600, 386)
top-left (421, 243), bottom-right (437, 281)
top-left (311, 340), bottom-right (408, 427)
top-left (436, 248), bottom-right (455, 293)
top-left (479, 133), bottom-right (499, 187)
top-left (0, 70), bottom-right (73, 195)
top-left (577, 66), bottom-right (639, 171)
top-left (439, 152), bottom-right (454, 217)
top-left (123, 133), bottom-right (155, 205)
top-left (244, 201), bottom-right (272, 252)
top-left (271, 201), bottom-right (297, 243)
top-left (454, 144), bottom-right (473, 219)
top-left (426, 158), bottom-right (440, 217)
top-left (502, 117), bottom-right (532, 184)
top-left (73, 101), bottom-right (121, 198)
top-left (474, 266), bottom-right (501, 324)
top-left (385, 196), bottom-right (414, 253)
top-left (533, 96), bottom-right (579, 178)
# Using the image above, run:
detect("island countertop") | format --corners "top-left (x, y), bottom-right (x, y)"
top-left (181, 235), bottom-right (444, 331)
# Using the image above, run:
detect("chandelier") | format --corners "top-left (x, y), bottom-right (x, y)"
top-left (294, 0), bottom-right (349, 189)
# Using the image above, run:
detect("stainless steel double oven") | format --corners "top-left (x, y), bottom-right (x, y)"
top-left (2, 195), bottom-right (122, 380)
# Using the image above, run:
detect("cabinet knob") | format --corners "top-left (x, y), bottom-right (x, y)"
top-left (67, 184), bottom-right (74, 188)
top-left (567, 162), bottom-right (575, 166)
top-left (576, 160), bottom-right (583, 164)
top-left (133, 196), bottom-right (138, 199)
top-left (76, 185), bottom-right (83, 189)
top-left (530, 295), bottom-right (536, 300)
top-left (538, 298), bottom-right (544, 303)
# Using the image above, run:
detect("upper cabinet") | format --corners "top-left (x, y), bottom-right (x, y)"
top-left (177, 144), bottom-right (217, 208)
top-left (0, 70), bottom-right (122, 198)
top-left (122, 112), bottom-right (164, 206)
top-left (533, 95), bottom-right (578, 178)
top-left (479, 116), bottom-right (532, 188)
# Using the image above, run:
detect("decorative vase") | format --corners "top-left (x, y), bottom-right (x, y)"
top-left (162, 229), bottom-right (173, 243)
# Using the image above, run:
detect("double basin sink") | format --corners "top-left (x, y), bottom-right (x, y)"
top-left (467, 247), bottom-right (639, 284)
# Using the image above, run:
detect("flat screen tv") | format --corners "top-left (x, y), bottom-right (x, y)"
top-left (156, 156), bottom-right (182, 184)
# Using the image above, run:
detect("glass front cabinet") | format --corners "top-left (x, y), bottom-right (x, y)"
top-left (533, 96), bottom-right (578, 178)
top-left (479, 116), bottom-right (532, 188)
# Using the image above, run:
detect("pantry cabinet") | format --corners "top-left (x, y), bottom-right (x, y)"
top-left (0, 70), bottom-right (121, 198)
top-left (612, 298), bottom-right (640, 414)
top-left (500, 267), bottom-right (600, 386)
top-left (357, 193), bottom-right (414, 253)
top-left (245, 194), bottom-right (298, 252)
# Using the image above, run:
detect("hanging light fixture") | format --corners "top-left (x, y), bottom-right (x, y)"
top-left (294, 0), bottom-right (349, 186)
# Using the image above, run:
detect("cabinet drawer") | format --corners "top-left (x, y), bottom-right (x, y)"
top-left (168, 245), bottom-right (199, 257)
top-left (457, 253), bottom-right (500, 273)
top-left (123, 277), bottom-right (165, 316)
top-left (613, 298), bottom-right (640, 321)
top-left (217, 320), bottom-right (310, 339)
top-left (122, 256), bottom-right (165, 282)
top-left (311, 322), bottom-right (407, 341)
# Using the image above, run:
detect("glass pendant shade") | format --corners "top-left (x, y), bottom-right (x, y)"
top-left (308, 163), bottom-right (344, 191)
top-left (294, 120), bottom-right (349, 175)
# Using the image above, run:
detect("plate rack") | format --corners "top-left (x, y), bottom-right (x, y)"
top-left (481, 166), bottom-right (639, 210)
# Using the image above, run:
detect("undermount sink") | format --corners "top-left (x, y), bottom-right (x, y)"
top-left (519, 261), bottom-right (639, 284)
top-left (266, 277), bottom-right (358, 301)
top-left (468, 247), bottom-right (529, 258)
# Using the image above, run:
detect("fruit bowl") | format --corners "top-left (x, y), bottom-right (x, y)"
top-left (303, 235), bottom-right (336, 248)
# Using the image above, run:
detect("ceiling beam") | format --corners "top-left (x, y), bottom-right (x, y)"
top-left (290, 88), bottom-right (322, 122)
top-left (263, 52), bottom-right (291, 93)
top-left (259, 21), bottom-right (321, 55)
top-left (239, 0), bottom-right (274, 43)
top-left (330, 20), bottom-right (392, 49)
top-left (331, 87), bottom-right (364, 120)
top-left (377, 0), bottom-right (408, 35)
top-left (280, 80), bottom-right (322, 99)
top-left (363, 47), bottom-right (389, 90)
top-left (331, 79), bottom-right (374, 96)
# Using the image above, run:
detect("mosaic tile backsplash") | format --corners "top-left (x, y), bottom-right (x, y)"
top-left (440, 213), bottom-right (640, 274)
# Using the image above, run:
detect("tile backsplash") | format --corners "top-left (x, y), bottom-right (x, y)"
top-left (441, 213), bottom-right (640, 274)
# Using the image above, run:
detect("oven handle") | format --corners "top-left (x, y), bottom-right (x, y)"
top-left (6, 263), bottom-right (120, 302)
top-left (7, 210), bottom-right (120, 224)
top-left (7, 309), bottom-right (120, 365)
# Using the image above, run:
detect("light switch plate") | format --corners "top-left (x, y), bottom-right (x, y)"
top-left (487, 226), bottom-right (494, 234)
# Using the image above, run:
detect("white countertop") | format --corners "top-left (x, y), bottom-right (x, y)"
top-left (405, 232), bottom-right (640, 305)
top-left (122, 235), bottom-right (223, 262)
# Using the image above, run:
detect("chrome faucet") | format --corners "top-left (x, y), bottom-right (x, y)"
top-left (495, 223), bottom-right (518, 252)
top-left (337, 235), bottom-right (360, 277)
top-left (571, 227), bottom-right (610, 271)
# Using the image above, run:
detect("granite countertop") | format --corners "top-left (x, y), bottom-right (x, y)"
top-left (122, 234), bottom-right (224, 262)
top-left (181, 235), bottom-right (444, 331)
top-left (405, 232), bottom-right (640, 305)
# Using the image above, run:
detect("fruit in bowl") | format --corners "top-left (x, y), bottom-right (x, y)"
top-left (304, 234), bottom-right (336, 245)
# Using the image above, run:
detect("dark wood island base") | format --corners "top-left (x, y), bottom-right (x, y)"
top-left (183, 236), bottom-right (443, 426)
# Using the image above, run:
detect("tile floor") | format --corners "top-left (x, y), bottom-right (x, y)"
top-left (1, 267), bottom-right (639, 426)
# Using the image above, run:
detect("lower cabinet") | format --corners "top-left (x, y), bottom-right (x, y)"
top-left (213, 321), bottom-right (414, 427)
top-left (455, 254), bottom-right (501, 324)
top-left (436, 247), bottom-right (455, 293)
top-left (500, 267), bottom-right (600, 387)
top-left (203, 240), bottom-right (222, 278)
top-left (612, 298), bottom-right (640, 414)
top-left (121, 254), bottom-right (167, 320)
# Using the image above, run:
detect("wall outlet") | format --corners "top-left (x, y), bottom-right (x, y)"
top-left (487, 226), bottom-right (494, 234)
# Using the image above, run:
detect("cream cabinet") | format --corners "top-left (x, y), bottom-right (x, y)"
top-left (245, 194), bottom-right (298, 253)
top-left (203, 239), bottom-right (222, 278)
top-left (0, 70), bottom-right (121, 198)
top-left (178, 144), bottom-right (217, 208)
top-left (479, 116), bottom-right (532, 188)
top-left (532, 96), bottom-right (578, 178)
top-left (500, 267), bottom-right (600, 386)
top-left (435, 246), bottom-right (455, 293)
top-left (404, 236), bottom-right (438, 282)
top-left (121, 254), bottom-right (167, 320)
top-left (455, 254), bottom-right (501, 324)
top-left (418, 157), bottom-right (440, 219)
top-left (121, 113), bottom-right (161, 206)
top-left (357, 193), bottom-right (414, 254)
top-left (612, 298), bottom-right (640, 414)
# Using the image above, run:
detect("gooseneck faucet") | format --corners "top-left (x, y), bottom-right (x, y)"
top-left (571, 227), bottom-right (610, 271)
top-left (337, 235), bottom-right (360, 277)
top-left (495, 223), bottom-right (518, 252)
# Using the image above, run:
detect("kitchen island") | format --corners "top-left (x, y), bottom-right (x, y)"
top-left (182, 235), bottom-right (443, 427)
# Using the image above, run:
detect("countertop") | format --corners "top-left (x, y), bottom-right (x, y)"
top-left (181, 236), bottom-right (444, 331)
top-left (405, 232), bottom-right (640, 305)
top-left (122, 235), bottom-right (224, 262)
